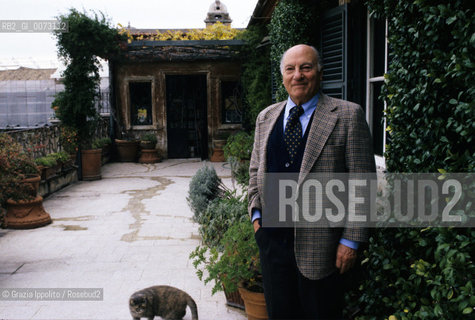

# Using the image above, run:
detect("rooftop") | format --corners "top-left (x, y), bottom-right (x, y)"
top-left (0, 67), bottom-right (57, 81)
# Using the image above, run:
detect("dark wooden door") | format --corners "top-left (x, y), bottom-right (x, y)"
top-left (166, 75), bottom-right (208, 159)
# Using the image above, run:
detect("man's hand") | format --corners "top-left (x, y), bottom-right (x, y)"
top-left (335, 243), bottom-right (357, 274)
top-left (253, 219), bottom-right (261, 233)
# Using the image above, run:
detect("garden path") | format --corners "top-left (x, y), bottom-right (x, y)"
top-left (0, 159), bottom-right (245, 320)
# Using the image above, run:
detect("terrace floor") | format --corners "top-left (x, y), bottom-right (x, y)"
top-left (0, 159), bottom-right (246, 320)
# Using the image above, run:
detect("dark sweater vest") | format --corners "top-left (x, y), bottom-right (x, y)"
top-left (266, 108), bottom-right (313, 173)
top-left (262, 107), bottom-right (314, 237)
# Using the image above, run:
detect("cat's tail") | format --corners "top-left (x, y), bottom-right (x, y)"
top-left (186, 295), bottom-right (198, 320)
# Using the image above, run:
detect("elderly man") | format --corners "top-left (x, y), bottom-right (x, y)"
top-left (248, 44), bottom-right (375, 319)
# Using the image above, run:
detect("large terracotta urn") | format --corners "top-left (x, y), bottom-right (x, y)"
top-left (5, 196), bottom-right (52, 229)
top-left (22, 174), bottom-right (41, 196)
top-left (81, 148), bottom-right (102, 181)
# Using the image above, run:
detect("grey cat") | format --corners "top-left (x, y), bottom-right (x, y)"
top-left (129, 285), bottom-right (198, 320)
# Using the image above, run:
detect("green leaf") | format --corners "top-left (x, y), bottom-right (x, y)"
top-left (446, 16), bottom-right (457, 25)
top-left (462, 307), bottom-right (472, 314)
top-left (447, 289), bottom-right (454, 300)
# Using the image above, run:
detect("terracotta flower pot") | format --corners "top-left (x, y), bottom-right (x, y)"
top-left (138, 149), bottom-right (161, 163)
top-left (211, 139), bottom-right (227, 162)
top-left (140, 141), bottom-right (156, 150)
top-left (210, 149), bottom-right (226, 162)
top-left (224, 286), bottom-right (245, 310)
top-left (81, 149), bottom-right (102, 181)
top-left (238, 286), bottom-right (268, 320)
top-left (39, 165), bottom-right (56, 181)
top-left (115, 139), bottom-right (139, 162)
top-left (5, 196), bottom-right (52, 229)
top-left (22, 174), bottom-right (41, 196)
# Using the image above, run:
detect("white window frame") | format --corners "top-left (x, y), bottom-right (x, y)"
top-left (366, 13), bottom-right (388, 168)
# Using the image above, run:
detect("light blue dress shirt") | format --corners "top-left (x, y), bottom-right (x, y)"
top-left (251, 93), bottom-right (359, 250)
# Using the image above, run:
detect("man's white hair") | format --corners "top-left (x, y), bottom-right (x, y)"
top-left (279, 45), bottom-right (323, 74)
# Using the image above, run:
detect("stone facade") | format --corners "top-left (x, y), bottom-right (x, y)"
top-left (111, 41), bottom-right (244, 159)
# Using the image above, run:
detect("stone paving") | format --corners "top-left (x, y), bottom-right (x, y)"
top-left (0, 160), bottom-right (247, 320)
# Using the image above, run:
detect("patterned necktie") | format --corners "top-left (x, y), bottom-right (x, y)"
top-left (284, 105), bottom-right (304, 163)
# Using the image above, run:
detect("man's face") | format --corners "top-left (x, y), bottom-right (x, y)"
top-left (282, 45), bottom-right (322, 105)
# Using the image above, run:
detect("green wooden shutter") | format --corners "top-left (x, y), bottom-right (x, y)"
top-left (320, 5), bottom-right (347, 100)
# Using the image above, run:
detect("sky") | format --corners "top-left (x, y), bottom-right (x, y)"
top-left (0, 0), bottom-right (258, 69)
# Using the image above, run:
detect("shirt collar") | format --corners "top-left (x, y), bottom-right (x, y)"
top-left (285, 92), bottom-right (320, 119)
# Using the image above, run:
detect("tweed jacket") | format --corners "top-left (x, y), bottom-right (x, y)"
top-left (248, 94), bottom-right (376, 280)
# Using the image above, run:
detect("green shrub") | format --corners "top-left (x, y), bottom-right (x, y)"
top-left (237, 25), bottom-right (272, 129)
top-left (223, 131), bottom-right (253, 160)
top-left (50, 151), bottom-right (70, 163)
top-left (190, 220), bottom-right (261, 295)
top-left (0, 133), bottom-right (40, 206)
top-left (198, 192), bottom-right (248, 249)
top-left (91, 137), bottom-right (111, 149)
top-left (141, 133), bottom-right (157, 144)
top-left (346, 1), bottom-right (475, 318)
top-left (35, 155), bottom-right (57, 167)
top-left (187, 165), bottom-right (225, 222)
top-left (223, 131), bottom-right (253, 186)
top-left (228, 157), bottom-right (250, 187)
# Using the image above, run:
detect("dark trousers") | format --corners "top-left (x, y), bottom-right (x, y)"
top-left (255, 228), bottom-right (344, 320)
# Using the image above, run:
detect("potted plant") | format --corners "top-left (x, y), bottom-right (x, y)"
top-left (35, 155), bottom-right (58, 180)
top-left (223, 131), bottom-right (254, 185)
top-left (188, 165), bottom-right (246, 308)
top-left (210, 130), bottom-right (230, 162)
top-left (92, 137), bottom-right (112, 164)
top-left (54, 9), bottom-right (123, 179)
top-left (50, 151), bottom-right (73, 173)
top-left (59, 125), bottom-right (79, 159)
top-left (187, 165), bottom-right (228, 223)
top-left (191, 221), bottom-right (267, 320)
top-left (0, 133), bottom-right (52, 229)
top-left (115, 132), bottom-right (140, 162)
top-left (140, 133), bottom-right (157, 149)
top-left (138, 133), bottom-right (160, 163)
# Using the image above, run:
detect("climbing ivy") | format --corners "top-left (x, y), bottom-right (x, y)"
top-left (372, 0), bottom-right (474, 173)
top-left (53, 9), bottom-right (124, 147)
top-left (346, 1), bottom-right (475, 319)
top-left (268, 0), bottom-right (316, 101)
top-left (237, 25), bottom-right (272, 129)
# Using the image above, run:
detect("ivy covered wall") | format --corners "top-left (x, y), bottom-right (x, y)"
top-left (348, 1), bottom-right (474, 319)
top-left (371, 0), bottom-right (474, 173)
top-left (261, 0), bottom-right (474, 318)
top-left (268, 0), bottom-right (317, 102)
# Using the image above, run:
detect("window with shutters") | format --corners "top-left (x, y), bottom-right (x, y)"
top-left (320, 5), bottom-right (347, 100)
top-left (366, 15), bottom-right (388, 165)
